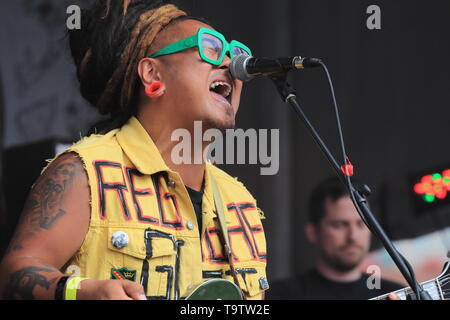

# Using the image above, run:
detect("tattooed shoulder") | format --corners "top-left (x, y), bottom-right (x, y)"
top-left (6, 152), bottom-right (87, 253)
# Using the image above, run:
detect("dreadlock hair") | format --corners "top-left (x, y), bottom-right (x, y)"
top-left (68, 0), bottom-right (210, 132)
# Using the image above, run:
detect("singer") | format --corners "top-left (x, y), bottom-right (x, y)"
top-left (0, 0), bottom-right (267, 300)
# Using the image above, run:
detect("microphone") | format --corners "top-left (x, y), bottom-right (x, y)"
top-left (230, 55), bottom-right (322, 82)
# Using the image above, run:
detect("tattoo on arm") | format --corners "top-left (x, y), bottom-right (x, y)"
top-left (7, 155), bottom-right (84, 253)
top-left (3, 265), bottom-right (58, 300)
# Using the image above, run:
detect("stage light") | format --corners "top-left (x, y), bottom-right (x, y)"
top-left (413, 169), bottom-right (450, 204)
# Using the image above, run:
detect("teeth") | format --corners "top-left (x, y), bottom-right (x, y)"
top-left (209, 81), bottom-right (232, 98)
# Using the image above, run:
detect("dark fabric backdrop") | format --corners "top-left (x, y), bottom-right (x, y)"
top-left (1, 0), bottom-right (450, 282)
top-left (0, 68), bottom-right (5, 255)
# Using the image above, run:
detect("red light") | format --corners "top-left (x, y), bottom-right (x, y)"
top-left (422, 175), bottom-right (433, 184)
top-left (414, 183), bottom-right (424, 194)
top-left (443, 169), bottom-right (450, 178)
top-left (436, 190), bottom-right (447, 199)
top-left (414, 169), bottom-right (450, 203)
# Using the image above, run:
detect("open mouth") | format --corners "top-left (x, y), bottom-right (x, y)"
top-left (209, 80), bottom-right (232, 105)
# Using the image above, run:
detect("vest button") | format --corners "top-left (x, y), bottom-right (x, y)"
top-left (186, 221), bottom-right (195, 230)
top-left (168, 180), bottom-right (176, 188)
top-left (111, 231), bottom-right (129, 249)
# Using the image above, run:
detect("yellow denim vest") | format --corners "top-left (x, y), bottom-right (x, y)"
top-left (60, 117), bottom-right (268, 299)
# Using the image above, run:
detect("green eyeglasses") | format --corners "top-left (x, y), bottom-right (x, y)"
top-left (150, 27), bottom-right (252, 66)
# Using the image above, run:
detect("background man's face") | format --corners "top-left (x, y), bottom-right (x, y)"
top-left (315, 196), bottom-right (371, 272)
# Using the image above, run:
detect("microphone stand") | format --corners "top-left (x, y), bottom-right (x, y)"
top-left (269, 72), bottom-right (432, 300)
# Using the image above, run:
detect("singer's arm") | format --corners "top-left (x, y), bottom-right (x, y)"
top-left (0, 153), bottom-right (90, 299)
top-left (0, 153), bottom-right (147, 300)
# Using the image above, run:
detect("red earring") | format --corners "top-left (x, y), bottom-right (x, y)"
top-left (145, 81), bottom-right (165, 98)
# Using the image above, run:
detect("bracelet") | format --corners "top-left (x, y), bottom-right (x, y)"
top-left (55, 276), bottom-right (70, 300)
top-left (65, 277), bottom-right (89, 300)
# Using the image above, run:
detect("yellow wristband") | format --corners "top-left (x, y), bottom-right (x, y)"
top-left (65, 277), bottom-right (89, 300)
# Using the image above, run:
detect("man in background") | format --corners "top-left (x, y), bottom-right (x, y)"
top-left (268, 177), bottom-right (402, 299)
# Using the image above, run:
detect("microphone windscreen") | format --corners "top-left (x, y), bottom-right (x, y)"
top-left (230, 55), bottom-right (254, 82)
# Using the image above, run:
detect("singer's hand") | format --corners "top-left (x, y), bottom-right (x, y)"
top-left (76, 279), bottom-right (147, 300)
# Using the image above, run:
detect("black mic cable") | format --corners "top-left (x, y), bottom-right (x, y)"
top-left (317, 60), bottom-right (426, 300)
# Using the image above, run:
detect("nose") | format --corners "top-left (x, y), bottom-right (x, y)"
top-left (218, 54), bottom-right (232, 70)
top-left (347, 224), bottom-right (359, 241)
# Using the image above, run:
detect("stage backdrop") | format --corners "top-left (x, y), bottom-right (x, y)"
top-left (1, 0), bottom-right (450, 284)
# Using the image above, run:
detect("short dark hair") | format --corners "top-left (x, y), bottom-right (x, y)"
top-left (308, 177), bottom-right (350, 226)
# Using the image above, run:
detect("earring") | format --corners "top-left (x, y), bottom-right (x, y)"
top-left (145, 81), bottom-right (165, 98)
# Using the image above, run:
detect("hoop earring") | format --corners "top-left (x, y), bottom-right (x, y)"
top-left (145, 82), bottom-right (165, 98)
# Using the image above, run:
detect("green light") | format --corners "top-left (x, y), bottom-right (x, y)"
top-left (432, 173), bottom-right (442, 181)
top-left (424, 194), bottom-right (435, 203)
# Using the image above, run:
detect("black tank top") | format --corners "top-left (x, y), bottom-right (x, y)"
top-left (186, 186), bottom-right (203, 236)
